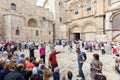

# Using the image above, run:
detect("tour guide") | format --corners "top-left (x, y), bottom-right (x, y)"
top-left (48, 49), bottom-right (61, 72)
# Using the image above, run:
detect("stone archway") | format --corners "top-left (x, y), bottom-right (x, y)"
top-left (112, 13), bottom-right (120, 29)
top-left (70, 25), bottom-right (81, 40)
top-left (81, 21), bottom-right (97, 41)
top-left (112, 34), bottom-right (120, 41)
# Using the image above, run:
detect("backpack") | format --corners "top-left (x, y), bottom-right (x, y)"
top-left (95, 73), bottom-right (107, 80)
top-left (30, 70), bottom-right (43, 80)
top-left (3, 71), bottom-right (22, 80)
top-left (82, 52), bottom-right (87, 61)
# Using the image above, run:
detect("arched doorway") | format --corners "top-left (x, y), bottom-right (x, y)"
top-left (111, 13), bottom-right (120, 41)
top-left (81, 22), bottom-right (97, 41)
top-left (70, 25), bottom-right (81, 40)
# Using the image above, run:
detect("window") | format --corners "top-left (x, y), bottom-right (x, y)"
top-left (36, 30), bottom-right (39, 36)
top-left (28, 18), bottom-right (37, 27)
top-left (59, 17), bottom-right (62, 23)
top-left (74, 7), bottom-right (79, 15)
top-left (111, 0), bottom-right (119, 4)
top-left (59, 2), bottom-right (61, 5)
top-left (15, 30), bottom-right (20, 35)
top-left (87, 0), bottom-right (91, 11)
top-left (11, 3), bottom-right (16, 11)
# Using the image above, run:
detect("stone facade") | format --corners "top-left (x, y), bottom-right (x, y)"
top-left (0, 0), bottom-right (54, 42)
top-left (1, 0), bottom-right (120, 42)
top-left (105, 0), bottom-right (120, 41)
top-left (37, 0), bottom-right (67, 39)
top-left (65, 0), bottom-right (120, 41)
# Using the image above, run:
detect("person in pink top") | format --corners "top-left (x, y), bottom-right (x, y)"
top-left (39, 44), bottom-right (46, 64)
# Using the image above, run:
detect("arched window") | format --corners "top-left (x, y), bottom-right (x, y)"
top-left (74, 6), bottom-right (79, 15)
top-left (112, 13), bottom-right (120, 29)
top-left (87, 0), bottom-right (92, 11)
top-left (36, 30), bottom-right (39, 36)
top-left (15, 30), bottom-right (20, 35)
top-left (28, 18), bottom-right (37, 27)
top-left (11, 3), bottom-right (16, 11)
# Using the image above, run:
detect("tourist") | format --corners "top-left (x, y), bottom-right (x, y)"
top-left (68, 41), bottom-right (73, 52)
top-left (39, 44), bottom-right (46, 64)
top-left (115, 54), bottom-right (120, 74)
top-left (30, 63), bottom-right (43, 80)
top-left (25, 57), bottom-right (30, 66)
top-left (48, 49), bottom-right (61, 72)
top-left (101, 45), bottom-right (105, 55)
top-left (3, 64), bottom-right (25, 80)
top-left (0, 43), bottom-right (2, 51)
top-left (5, 54), bottom-right (13, 64)
top-left (44, 68), bottom-right (52, 80)
top-left (89, 42), bottom-right (92, 52)
top-left (112, 44), bottom-right (118, 55)
top-left (0, 60), bottom-right (4, 71)
top-left (29, 45), bottom-right (35, 58)
top-left (82, 41), bottom-right (84, 48)
top-left (18, 41), bottom-right (22, 51)
top-left (90, 54), bottom-right (103, 80)
top-left (18, 54), bottom-right (25, 64)
top-left (35, 41), bottom-right (39, 49)
top-left (62, 71), bottom-right (73, 80)
top-left (85, 42), bottom-right (89, 50)
top-left (53, 67), bottom-right (60, 80)
top-left (76, 48), bottom-right (85, 80)
top-left (0, 63), bottom-right (14, 80)
top-left (26, 58), bottom-right (34, 70)
top-left (104, 42), bottom-right (111, 54)
top-left (13, 46), bottom-right (19, 61)
top-left (39, 59), bottom-right (44, 70)
top-left (32, 62), bottom-right (40, 75)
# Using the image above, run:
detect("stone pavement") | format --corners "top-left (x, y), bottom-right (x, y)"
top-left (0, 45), bottom-right (120, 80)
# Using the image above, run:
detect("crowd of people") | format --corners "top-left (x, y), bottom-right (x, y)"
top-left (0, 40), bottom-right (119, 80)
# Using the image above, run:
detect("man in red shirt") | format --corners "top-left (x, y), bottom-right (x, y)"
top-left (48, 49), bottom-right (61, 72)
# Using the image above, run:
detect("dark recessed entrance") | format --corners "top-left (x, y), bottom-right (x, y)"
top-left (74, 33), bottom-right (80, 40)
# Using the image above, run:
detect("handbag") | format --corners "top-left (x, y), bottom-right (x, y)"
top-left (95, 72), bottom-right (107, 80)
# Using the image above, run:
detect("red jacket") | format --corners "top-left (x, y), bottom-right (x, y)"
top-left (49, 52), bottom-right (60, 65)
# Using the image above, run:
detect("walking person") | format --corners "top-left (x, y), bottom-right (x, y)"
top-left (39, 44), bottom-right (46, 64)
top-left (90, 54), bottom-right (103, 80)
top-left (82, 41), bottom-right (84, 48)
top-left (29, 45), bottom-right (35, 59)
top-left (112, 44), bottom-right (118, 55)
top-left (48, 49), bottom-right (61, 72)
top-left (76, 48), bottom-right (85, 80)
top-left (101, 45), bottom-right (105, 55)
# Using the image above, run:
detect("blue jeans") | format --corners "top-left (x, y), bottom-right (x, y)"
top-left (78, 63), bottom-right (85, 80)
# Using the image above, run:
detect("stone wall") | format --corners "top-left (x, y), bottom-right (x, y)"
top-left (0, 0), bottom-right (54, 42)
